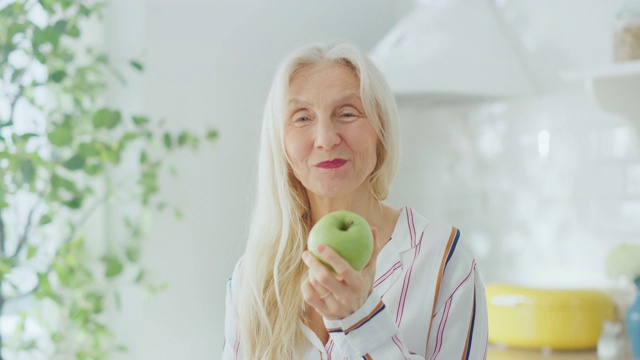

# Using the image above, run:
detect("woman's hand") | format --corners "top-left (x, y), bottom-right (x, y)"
top-left (301, 226), bottom-right (382, 320)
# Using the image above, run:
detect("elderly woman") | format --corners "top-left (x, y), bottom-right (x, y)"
top-left (223, 41), bottom-right (488, 359)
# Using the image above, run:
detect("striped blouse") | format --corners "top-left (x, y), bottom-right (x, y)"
top-left (223, 207), bottom-right (488, 359)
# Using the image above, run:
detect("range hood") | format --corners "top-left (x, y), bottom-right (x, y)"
top-left (369, 0), bottom-right (537, 102)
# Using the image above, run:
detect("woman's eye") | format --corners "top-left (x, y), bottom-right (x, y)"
top-left (338, 106), bottom-right (361, 120)
top-left (340, 112), bottom-right (358, 120)
top-left (294, 116), bottom-right (311, 123)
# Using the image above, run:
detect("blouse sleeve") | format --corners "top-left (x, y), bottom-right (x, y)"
top-left (222, 263), bottom-right (242, 359)
top-left (323, 290), bottom-right (426, 359)
top-left (426, 238), bottom-right (489, 359)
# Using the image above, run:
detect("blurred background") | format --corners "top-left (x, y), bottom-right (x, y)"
top-left (2, 0), bottom-right (640, 359)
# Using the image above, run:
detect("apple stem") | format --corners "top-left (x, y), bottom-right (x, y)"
top-left (341, 221), bottom-right (354, 231)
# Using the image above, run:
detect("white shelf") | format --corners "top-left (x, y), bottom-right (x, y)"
top-left (561, 61), bottom-right (640, 120)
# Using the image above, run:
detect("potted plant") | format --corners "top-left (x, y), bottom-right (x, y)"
top-left (0, 1), bottom-right (216, 358)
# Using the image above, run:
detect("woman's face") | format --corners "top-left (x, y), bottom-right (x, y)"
top-left (284, 61), bottom-right (379, 199)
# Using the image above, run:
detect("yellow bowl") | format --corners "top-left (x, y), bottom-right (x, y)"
top-left (486, 283), bottom-right (617, 350)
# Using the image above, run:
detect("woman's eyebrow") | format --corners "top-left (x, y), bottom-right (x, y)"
top-left (288, 98), bottom-right (310, 106)
top-left (335, 92), bottom-right (362, 103)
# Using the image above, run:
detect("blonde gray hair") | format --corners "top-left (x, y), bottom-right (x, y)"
top-left (236, 41), bottom-right (400, 359)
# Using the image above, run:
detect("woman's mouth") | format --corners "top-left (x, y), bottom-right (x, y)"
top-left (316, 159), bottom-right (347, 169)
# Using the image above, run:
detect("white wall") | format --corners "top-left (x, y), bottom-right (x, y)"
top-left (384, 0), bottom-right (640, 292)
top-left (390, 89), bottom-right (640, 287)
top-left (105, 1), bottom-right (413, 359)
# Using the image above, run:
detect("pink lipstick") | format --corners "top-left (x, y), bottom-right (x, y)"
top-left (316, 159), bottom-right (347, 169)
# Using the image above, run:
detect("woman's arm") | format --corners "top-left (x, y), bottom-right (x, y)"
top-left (324, 290), bottom-right (426, 359)
top-left (424, 231), bottom-right (488, 359)
top-left (426, 263), bottom-right (488, 359)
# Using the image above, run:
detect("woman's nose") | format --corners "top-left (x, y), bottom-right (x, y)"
top-left (314, 118), bottom-right (341, 150)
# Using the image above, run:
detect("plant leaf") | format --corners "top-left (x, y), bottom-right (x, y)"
top-left (63, 195), bottom-right (83, 209)
top-left (130, 60), bottom-right (143, 72)
top-left (51, 173), bottom-right (77, 193)
top-left (53, 20), bottom-right (68, 35)
top-left (92, 108), bottom-right (121, 129)
top-left (132, 115), bottom-right (149, 126)
top-left (27, 245), bottom-right (38, 260)
top-left (125, 246), bottom-right (140, 262)
top-left (11, 68), bottom-right (26, 83)
top-left (19, 158), bottom-right (36, 183)
top-left (51, 332), bottom-right (64, 344)
top-left (174, 208), bottom-right (183, 220)
top-left (163, 132), bottom-right (172, 149)
top-left (84, 163), bottom-right (103, 175)
top-left (48, 124), bottom-right (73, 146)
top-left (39, 213), bottom-right (53, 225)
top-left (68, 24), bottom-right (80, 38)
top-left (62, 153), bottom-right (85, 170)
top-left (177, 132), bottom-right (188, 146)
top-left (49, 70), bottom-right (66, 83)
top-left (207, 129), bottom-right (218, 140)
top-left (0, 256), bottom-right (13, 279)
top-left (102, 254), bottom-right (124, 278)
top-left (135, 269), bottom-right (146, 283)
top-left (35, 273), bottom-right (60, 303)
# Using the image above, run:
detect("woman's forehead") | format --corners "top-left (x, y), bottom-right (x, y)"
top-left (290, 60), bottom-right (358, 83)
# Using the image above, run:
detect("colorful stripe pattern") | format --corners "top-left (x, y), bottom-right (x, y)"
top-left (462, 284), bottom-right (477, 360)
top-left (328, 300), bottom-right (386, 335)
top-left (429, 259), bottom-right (476, 360)
top-left (395, 213), bottom-right (424, 326)
top-left (425, 227), bottom-right (460, 350)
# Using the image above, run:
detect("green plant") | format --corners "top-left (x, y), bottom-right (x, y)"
top-left (0, 1), bottom-right (216, 358)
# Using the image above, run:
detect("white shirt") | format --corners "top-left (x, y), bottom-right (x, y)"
top-left (223, 207), bottom-right (488, 359)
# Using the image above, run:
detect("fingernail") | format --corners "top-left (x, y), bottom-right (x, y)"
top-left (302, 252), bottom-right (309, 262)
top-left (317, 244), bottom-right (326, 253)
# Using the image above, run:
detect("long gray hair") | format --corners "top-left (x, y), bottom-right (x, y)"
top-left (236, 41), bottom-right (401, 359)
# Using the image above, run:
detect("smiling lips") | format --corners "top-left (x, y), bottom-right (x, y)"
top-left (316, 159), bottom-right (347, 169)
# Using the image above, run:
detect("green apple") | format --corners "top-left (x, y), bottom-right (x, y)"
top-left (307, 210), bottom-right (374, 271)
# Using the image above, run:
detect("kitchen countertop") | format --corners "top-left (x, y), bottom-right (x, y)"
top-left (487, 345), bottom-right (633, 359)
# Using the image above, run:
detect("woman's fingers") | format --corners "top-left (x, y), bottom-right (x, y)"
top-left (302, 225), bottom-right (381, 319)
top-left (314, 245), bottom-right (352, 279)
top-left (301, 278), bottom-right (325, 307)
top-left (303, 250), bottom-right (343, 291)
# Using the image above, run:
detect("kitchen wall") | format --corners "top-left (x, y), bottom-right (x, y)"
top-left (384, 0), bottom-right (640, 291)
top-left (103, 0), bottom-right (639, 359)
top-left (388, 89), bottom-right (640, 289)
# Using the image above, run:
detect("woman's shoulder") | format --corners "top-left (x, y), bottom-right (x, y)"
top-left (395, 206), bottom-right (475, 269)
top-left (394, 206), bottom-right (461, 248)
